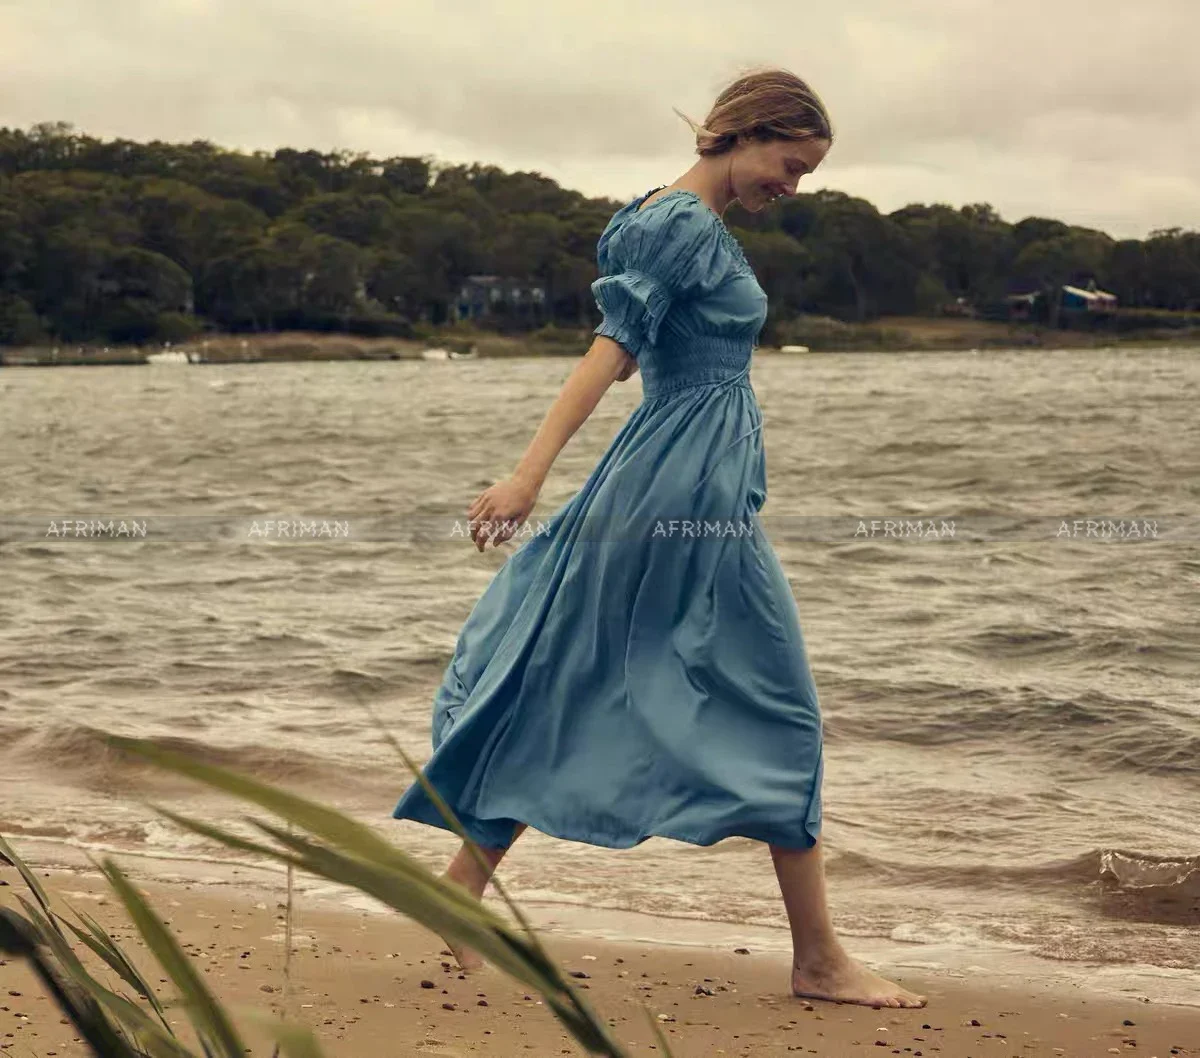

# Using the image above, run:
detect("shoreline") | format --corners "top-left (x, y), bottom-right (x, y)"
top-left (2, 843), bottom-right (1197, 1057)
top-left (10, 836), bottom-right (1200, 1010)
top-left (2, 319), bottom-right (1199, 369)
top-left (2, 340), bottom-right (1195, 370)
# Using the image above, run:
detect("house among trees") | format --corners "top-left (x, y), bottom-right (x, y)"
top-left (1004, 290), bottom-right (1039, 321)
top-left (454, 275), bottom-right (547, 325)
top-left (1003, 278), bottom-right (1118, 321)
top-left (1061, 279), bottom-right (1117, 312)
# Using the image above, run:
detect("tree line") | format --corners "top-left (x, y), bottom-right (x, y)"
top-left (0, 121), bottom-right (1197, 346)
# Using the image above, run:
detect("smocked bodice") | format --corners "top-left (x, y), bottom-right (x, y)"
top-left (591, 187), bottom-right (768, 400)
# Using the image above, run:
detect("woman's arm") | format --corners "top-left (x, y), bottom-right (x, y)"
top-left (467, 336), bottom-right (637, 551)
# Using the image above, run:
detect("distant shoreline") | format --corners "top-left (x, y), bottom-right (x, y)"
top-left (3, 317), bottom-right (1199, 367)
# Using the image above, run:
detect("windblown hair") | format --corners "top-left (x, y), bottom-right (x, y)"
top-left (674, 67), bottom-right (834, 156)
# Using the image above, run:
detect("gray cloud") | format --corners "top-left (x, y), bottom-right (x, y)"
top-left (1, 0), bottom-right (1196, 238)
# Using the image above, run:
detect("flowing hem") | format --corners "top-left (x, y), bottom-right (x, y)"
top-left (391, 795), bottom-right (821, 853)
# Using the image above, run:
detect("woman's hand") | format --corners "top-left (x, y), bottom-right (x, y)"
top-left (467, 475), bottom-right (540, 552)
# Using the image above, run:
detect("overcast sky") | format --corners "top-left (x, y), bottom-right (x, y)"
top-left (1, 1), bottom-right (1197, 240)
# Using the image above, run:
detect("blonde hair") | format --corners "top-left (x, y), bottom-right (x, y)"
top-left (673, 67), bottom-right (833, 155)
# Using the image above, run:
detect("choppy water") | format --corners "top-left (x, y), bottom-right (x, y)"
top-left (1, 348), bottom-right (1198, 1001)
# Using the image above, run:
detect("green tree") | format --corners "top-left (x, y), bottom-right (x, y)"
top-left (0, 293), bottom-right (43, 344)
top-left (1, 120), bottom-right (1194, 343)
top-left (288, 191), bottom-right (402, 246)
top-left (1142, 228), bottom-right (1200, 311)
top-left (797, 191), bottom-right (922, 321)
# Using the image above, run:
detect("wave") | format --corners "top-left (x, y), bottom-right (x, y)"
top-left (955, 624), bottom-right (1078, 660)
top-left (955, 622), bottom-right (1198, 674)
top-left (0, 722), bottom-right (340, 791)
top-left (824, 676), bottom-right (1200, 775)
top-left (826, 846), bottom-right (1200, 924)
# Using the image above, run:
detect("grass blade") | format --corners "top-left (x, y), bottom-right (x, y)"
top-left (145, 803), bottom-right (624, 1054)
top-left (239, 1009), bottom-right (327, 1058)
top-left (98, 858), bottom-right (247, 1058)
top-left (0, 906), bottom-right (138, 1057)
top-left (153, 804), bottom-right (562, 998)
top-left (58, 904), bottom-right (173, 1029)
top-left (9, 893), bottom-right (150, 1055)
top-left (0, 834), bottom-right (64, 938)
top-left (108, 736), bottom-right (629, 1055)
top-left (250, 820), bottom-right (555, 983)
top-left (1, 837), bottom-right (156, 1050)
top-left (142, 798), bottom-right (522, 957)
top-left (109, 738), bottom-right (543, 938)
top-left (106, 736), bottom-right (423, 876)
top-left (346, 687), bottom-right (623, 1047)
top-left (346, 686), bottom-right (547, 947)
top-left (641, 1003), bottom-right (678, 1057)
top-left (79, 985), bottom-right (201, 1058)
top-left (247, 819), bottom-right (620, 1053)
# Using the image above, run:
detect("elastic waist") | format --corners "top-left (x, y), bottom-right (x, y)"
top-left (641, 363), bottom-right (753, 401)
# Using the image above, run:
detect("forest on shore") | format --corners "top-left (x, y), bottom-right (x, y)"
top-left (1, 121), bottom-right (1198, 348)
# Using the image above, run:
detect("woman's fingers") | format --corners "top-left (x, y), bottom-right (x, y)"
top-left (472, 508), bottom-right (504, 551)
top-left (466, 487), bottom-right (534, 551)
top-left (483, 515), bottom-right (511, 549)
top-left (469, 503), bottom-right (490, 547)
top-left (474, 510), bottom-right (523, 550)
top-left (468, 490), bottom-right (492, 544)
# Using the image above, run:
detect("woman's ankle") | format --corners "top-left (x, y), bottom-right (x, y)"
top-left (792, 935), bottom-right (847, 971)
top-left (443, 861), bottom-right (487, 899)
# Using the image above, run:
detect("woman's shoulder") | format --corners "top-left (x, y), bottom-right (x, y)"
top-left (599, 192), bottom-right (731, 274)
top-left (626, 191), bottom-right (719, 236)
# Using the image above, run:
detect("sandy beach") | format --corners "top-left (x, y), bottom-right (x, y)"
top-left (1, 860), bottom-right (1196, 1058)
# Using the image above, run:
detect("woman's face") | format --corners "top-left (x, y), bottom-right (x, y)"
top-left (736, 134), bottom-right (830, 211)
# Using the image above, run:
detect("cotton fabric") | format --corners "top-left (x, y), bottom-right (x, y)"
top-left (392, 186), bottom-right (824, 850)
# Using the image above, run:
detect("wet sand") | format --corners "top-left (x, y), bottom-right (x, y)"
top-left (1, 864), bottom-right (1195, 1057)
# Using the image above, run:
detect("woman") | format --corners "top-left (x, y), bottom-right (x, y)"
top-left (393, 67), bottom-right (927, 1009)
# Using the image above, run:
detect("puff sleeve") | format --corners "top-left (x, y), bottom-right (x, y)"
top-left (590, 198), bottom-right (727, 360)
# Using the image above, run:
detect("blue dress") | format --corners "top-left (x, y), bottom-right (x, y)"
top-left (392, 186), bottom-right (824, 851)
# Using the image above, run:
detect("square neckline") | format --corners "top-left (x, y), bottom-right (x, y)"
top-left (636, 185), bottom-right (711, 217)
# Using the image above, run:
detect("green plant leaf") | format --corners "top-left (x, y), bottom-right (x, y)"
top-left (641, 1003), bottom-right (678, 1057)
top-left (99, 858), bottom-right (247, 1058)
top-left (346, 687), bottom-right (547, 951)
top-left (105, 736), bottom-right (432, 878)
top-left (145, 803), bottom-right (624, 1054)
top-left (0, 906), bottom-right (140, 1057)
top-left (80, 984), bottom-right (202, 1058)
top-left (109, 736), bottom-right (629, 1056)
top-left (254, 819), bottom-right (556, 981)
top-left (58, 902), bottom-right (172, 1029)
top-left (249, 819), bottom-right (620, 1052)
top-left (10, 893), bottom-right (149, 1054)
top-left (152, 803), bottom-right (561, 999)
top-left (239, 1009), bottom-right (328, 1058)
top-left (0, 833), bottom-right (64, 938)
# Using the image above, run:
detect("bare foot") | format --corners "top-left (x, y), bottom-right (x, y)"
top-left (436, 871), bottom-right (486, 972)
top-left (443, 937), bottom-right (485, 973)
top-left (792, 946), bottom-right (927, 1008)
